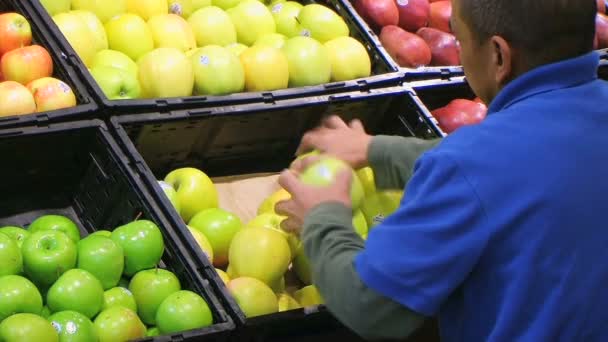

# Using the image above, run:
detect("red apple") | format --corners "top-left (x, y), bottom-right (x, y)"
top-left (395, 0), bottom-right (429, 32)
top-left (0, 13), bottom-right (32, 56)
top-left (429, 0), bottom-right (447, 2)
top-left (380, 25), bottom-right (431, 68)
top-left (1, 45), bottom-right (53, 85)
top-left (596, 13), bottom-right (608, 49)
top-left (473, 97), bottom-right (484, 105)
top-left (431, 98), bottom-right (487, 133)
top-left (354, 0), bottom-right (399, 30)
top-left (429, 0), bottom-right (451, 33)
top-left (598, 0), bottom-right (606, 14)
top-left (27, 77), bottom-right (77, 112)
top-left (0, 81), bottom-right (36, 117)
top-left (416, 27), bottom-right (460, 65)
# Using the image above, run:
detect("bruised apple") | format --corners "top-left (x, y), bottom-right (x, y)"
top-left (416, 27), bottom-right (460, 66)
top-left (380, 25), bottom-right (431, 68)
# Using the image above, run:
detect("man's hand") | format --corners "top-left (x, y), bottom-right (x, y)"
top-left (276, 156), bottom-right (353, 235)
top-left (296, 115), bottom-right (373, 170)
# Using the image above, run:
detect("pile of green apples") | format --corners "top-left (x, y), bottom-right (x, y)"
top-left (40, 0), bottom-right (373, 100)
top-left (159, 153), bottom-right (403, 318)
top-left (0, 214), bottom-right (214, 341)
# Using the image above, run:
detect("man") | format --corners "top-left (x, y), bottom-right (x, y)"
top-left (275, 0), bottom-right (608, 340)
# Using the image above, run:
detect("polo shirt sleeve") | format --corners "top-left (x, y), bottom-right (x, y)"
top-left (355, 151), bottom-right (490, 316)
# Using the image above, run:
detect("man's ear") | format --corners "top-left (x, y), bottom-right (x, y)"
top-left (490, 35), bottom-right (513, 86)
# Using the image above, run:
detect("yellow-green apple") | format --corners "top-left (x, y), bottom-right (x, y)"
top-left (90, 66), bottom-right (142, 100)
top-left (226, 263), bottom-right (236, 278)
top-left (71, 10), bottom-right (108, 52)
top-left (129, 268), bottom-right (181, 325)
top-left (360, 190), bottom-right (403, 228)
top-left (147, 14), bottom-right (196, 51)
top-left (91, 49), bottom-right (138, 77)
top-left (22, 230), bottom-right (77, 287)
top-left (190, 45), bottom-right (244, 95)
top-left (127, 0), bottom-right (169, 20)
top-left (215, 268), bottom-right (230, 285)
top-left (188, 6), bottom-right (236, 46)
top-left (297, 4), bottom-right (349, 43)
top-left (212, 0), bottom-right (242, 10)
top-left (225, 42), bottom-right (247, 56)
top-left (193, 0), bottom-right (213, 10)
top-left (147, 326), bottom-right (160, 336)
top-left (0, 13), bottom-right (32, 56)
top-left (40, 0), bottom-right (70, 16)
top-left (227, 0), bottom-right (276, 46)
top-left (292, 243), bottom-right (311, 284)
top-left (164, 167), bottom-right (219, 222)
top-left (46, 269), bottom-right (104, 318)
top-left (158, 180), bottom-right (181, 213)
top-left (77, 235), bottom-right (124, 289)
top-left (227, 277), bottom-right (278, 317)
top-left (105, 14), bottom-right (154, 61)
top-left (245, 213), bottom-right (298, 257)
top-left (257, 188), bottom-right (290, 215)
top-left (40, 306), bottom-right (51, 318)
top-left (0, 275), bottom-right (43, 321)
top-left (356, 166), bottom-right (375, 196)
top-left (187, 225), bottom-right (214, 263)
top-left (28, 214), bottom-right (80, 243)
top-left (277, 292), bottom-right (301, 311)
top-left (48, 310), bottom-right (97, 341)
top-left (0, 226), bottom-right (29, 248)
top-left (26, 77), bottom-right (77, 111)
top-left (282, 36), bottom-right (331, 87)
top-left (253, 33), bottom-right (287, 49)
top-left (155, 290), bottom-right (213, 334)
top-left (0, 313), bottom-right (59, 342)
top-left (228, 227), bottom-right (291, 286)
top-left (352, 209), bottom-right (368, 238)
top-left (71, 0), bottom-right (127, 23)
top-left (189, 208), bottom-right (242, 267)
top-left (325, 36), bottom-right (371, 81)
top-left (89, 230), bottom-right (112, 238)
top-left (0, 233), bottom-right (22, 276)
top-left (53, 12), bottom-right (97, 66)
top-left (294, 285), bottom-right (324, 307)
top-left (0, 81), bottom-right (36, 116)
top-left (103, 286), bottom-right (137, 311)
top-left (1, 45), bottom-right (53, 85)
top-left (93, 306), bottom-right (146, 342)
top-left (111, 220), bottom-right (165, 276)
top-left (168, 0), bottom-right (194, 17)
top-left (299, 156), bottom-right (365, 209)
top-left (240, 46), bottom-right (289, 91)
top-left (269, 1), bottom-right (303, 37)
top-left (137, 47), bottom-right (194, 98)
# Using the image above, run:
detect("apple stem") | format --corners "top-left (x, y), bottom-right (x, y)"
top-left (134, 212), bottom-right (143, 221)
top-left (295, 17), bottom-right (301, 24)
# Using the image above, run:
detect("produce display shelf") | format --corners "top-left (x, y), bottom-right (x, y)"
top-left (24, 0), bottom-right (402, 116)
top-left (0, 0), bottom-right (99, 129)
top-left (0, 120), bottom-right (235, 341)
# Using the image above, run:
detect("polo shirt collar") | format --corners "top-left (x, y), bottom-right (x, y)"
top-left (488, 51), bottom-right (600, 114)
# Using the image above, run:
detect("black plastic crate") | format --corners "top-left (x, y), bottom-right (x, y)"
top-left (0, 120), bottom-right (234, 341)
top-left (0, 0), bottom-right (98, 128)
top-left (599, 49), bottom-right (608, 80)
top-left (25, 0), bottom-right (401, 115)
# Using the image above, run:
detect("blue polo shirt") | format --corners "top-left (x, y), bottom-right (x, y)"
top-left (355, 52), bottom-right (608, 341)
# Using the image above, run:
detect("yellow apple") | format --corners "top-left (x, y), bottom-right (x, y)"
top-left (291, 242), bottom-right (311, 285)
top-left (53, 12), bottom-right (98, 66)
top-left (127, 0), bottom-right (169, 20)
top-left (240, 46), bottom-right (289, 91)
top-left (71, 0), bottom-right (127, 23)
top-left (253, 33), bottom-right (287, 49)
top-left (360, 190), bottom-right (404, 228)
top-left (91, 49), bottom-right (138, 78)
top-left (356, 166), bottom-right (376, 196)
top-left (225, 42), bottom-right (247, 56)
top-left (245, 213), bottom-right (298, 258)
top-left (277, 292), bottom-right (301, 312)
top-left (105, 14), bottom-right (155, 61)
top-left (168, 0), bottom-right (194, 18)
top-left (215, 268), bottom-right (230, 285)
top-left (40, 0), bottom-right (70, 16)
top-left (325, 36), bottom-right (371, 82)
top-left (187, 225), bottom-right (214, 264)
top-left (71, 10), bottom-right (108, 53)
top-left (352, 209), bottom-right (368, 239)
top-left (137, 48), bottom-right (194, 98)
top-left (188, 6), bottom-right (236, 47)
top-left (0, 81), bottom-right (36, 116)
top-left (294, 285), bottom-right (324, 307)
top-left (212, 0), bottom-right (242, 10)
top-left (190, 45), bottom-right (244, 95)
top-left (147, 14), bottom-right (196, 51)
top-left (227, 0), bottom-right (276, 46)
top-left (227, 277), bottom-right (278, 318)
top-left (257, 188), bottom-right (290, 215)
top-left (192, 0), bottom-right (213, 11)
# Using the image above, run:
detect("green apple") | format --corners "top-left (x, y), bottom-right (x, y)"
top-left (28, 215), bottom-right (80, 245)
top-left (126, 0), bottom-right (169, 21)
top-left (240, 46), bottom-right (289, 91)
top-left (90, 66), bottom-right (142, 100)
top-left (77, 235), bottom-right (124, 289)
top-left (277, 292), bottom-right (301, 311)
top-left (40, 0), bottom-right (70, 16)
top-left (71, 10), bottom-right (108, 52)
top-left (356, 166), bottom-right (376, 196)
top-left (188, 6), bottom-right (236, 47)
top-left (225, 42), bottom-right (247, 56)
top-left (102, 287), bottom-right (137, 312)
top-left (0, 233), bottom-right (22, 276)
top-left (47, 269), bottom-right (104, 319)
top-left (352, 209), bottom-right (368, 239)
top-left (48, 310), bottom-right (97, 342)
top-left (215, 268), bottom-right (230, 285)
top-left (147, 326), bottom-right (160, 336)
top-left (190, 45), bottom-right (244, 95)
top-left (189, 208), bottom-right (243, 267)
top-left (53, 12), bottom-right (98, 66)
top-left (158, 180), bottom-right (181, 214)
top-left (299, 156), bottom-right (365, 209)
top-left (40, 306), bottom-right (51, 319)
top-left (253, 33), bottom-right (287, 49)
top-left (187, 226), bottom-right (214, 264)
top-left (168, 0), bottom-right (194, 17)
top-left (93, 307), bottom-right (146, 342)
top-left (0, 275), bottom-right (43, 321)
top-left (137, 47), bottom-right (194, 98)
top-left (129, 268), bottom-right (181, 325)
top-left (193, 0), bottom-right (213, 10)
top-left (110, 220), bottom-right (165, 276)
top-left (0, 226), bottom-right (29, 248)
top-left (71, 0), bottom-right (127, 23)
top-left (91, 49), bottom-right (138, 77)
top-left (22, 230), bottom-right (77, 287)
top-left (269, 1), bottom-right (303, 38)
top-left (155, 290), bottom-right (213, 334)
top-left (294, 285), bottom-right (324, 307)
top-left (0, 313), bottom-right (58, 342)
top-left (89, 230), bottom-right (112, 238)
top-left (282, 36), bottom-right (331, 87)
top-left (297, 4), bottom-right (349, 43)
top-left (325, 36), bottom-right (371, 82)
top-left (118, 277), bottom-right (130, 288)
top-left (105, 14), bottom-right (154, 61)
top-left (360, 190), bottom-right (403, 228)
top-left (227, 277), bottom-right (278, 318)
top-left (228, 0), bottom-right (276, 46)
top-left (212, 0), bottom-right (242, 10)
top-left (164, 167), bottom-right (219, 222)
top-left (292, 243), bottom-right (311, 285)
top-left (148, 14), bottom-right (197, 52)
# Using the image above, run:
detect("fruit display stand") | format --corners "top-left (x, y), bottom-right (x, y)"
top-left (25, 0), bottom-right (402, 115)
top-left (0, 120), bottom-right (235, 341)
top-left (0, 0), bottom-right (98, 128)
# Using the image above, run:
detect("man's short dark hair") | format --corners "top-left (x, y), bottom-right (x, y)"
top-left (459, 0), bottom-right (597, 66)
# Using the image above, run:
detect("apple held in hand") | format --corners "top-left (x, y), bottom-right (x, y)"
top-left (90, 66), bottom-right (141, 100)
top-left (94, 306), bottom-right (146, 342)
top-left (155, 290), bottom-right (213, 334)
top-left (380, 25), bottom-right (431, 68)
top-left (111, 219), bottom-right (165, 276)
top-left (91, 49), bottom-right (138, 77)
top-left (103, 286), bottom-right (137, 312)
top-left (324, 36), bottom-right (371, 82)
top-left (0, 313), bottom-right (59, 342)
top-left (71, 0), bottom-right (127, 23)
top-left (188, 6), bottom-right (237, 47)
top-left (164, 167), bottom-right (219, 222)
top-left (416, 27), bottom-right (460, 66)
top-left (228, 0), bottom-right (276, 46)
top-left (227, 277), bottom-right (278, 318)
top-left (28, 214), bottom-right (80, 243)
top-left (190, 45), bottom-right (245, 96)
top-left (354, 0), bottom-right (398, 30)
top-left (129, 268), bottom-right (181, 325)
top-left (48, 310), bottom-right (97, 342)
top-left (53, 12), bottom-right (98, 67)
top-left (282, 36), bottom-right (331, 87)
top-left (0, 226), bottom-right (29, 248)
top-left (22, 230), bottom-right (77, 288)
top-left (47, 269), bottom-right (104, 318)
top-left (269, 1), bottom-right (304, 38)
top-left (137, 47), bottom-right (194, 98)
top-left (0, 13), bottom-right (32, 56)
top-left (0, 81), bottom-right (36, 116)
top-left (189, 208), bottom-right (242, 267)
top-left (0, 233), bottom-right (22, 276)
top-left (77, 234), bottom-right (124, 289)
top-left (297, 4), bottom-right (349, 43)
top-left (240, 46), bottom-right (289, 91)
top-left (27, 77), bottom-right (77, 112)
top-left (105, 14), bottom-right (154, 61)
top-left (356, 166), bottom-right (375, 196)
top-left (148, 14), bottom-right (196, 52)
top-left (1, 45), bottom-right (53, 85)
top-left (0, 275), bottom-right (43, 321)
top-left (127, 0), bottom-right (169, 21)
top-left (431, 98), bottom-right (487, 133)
